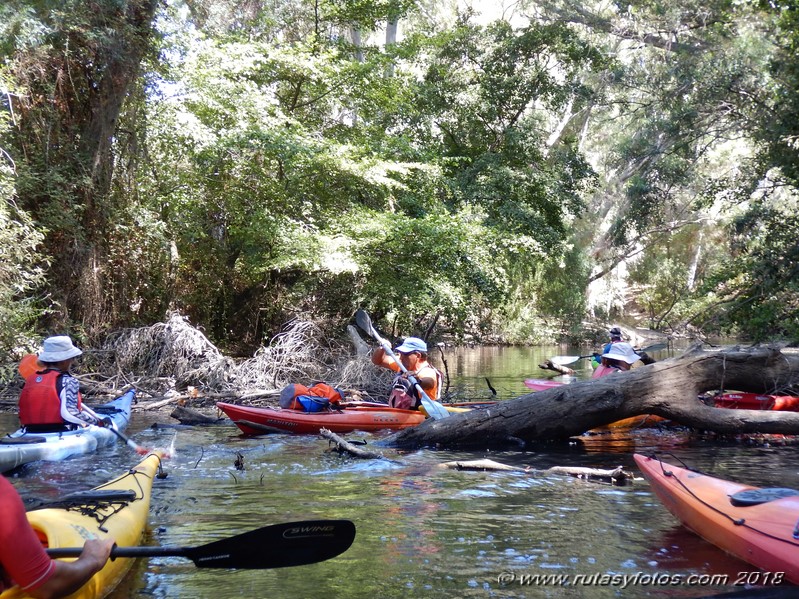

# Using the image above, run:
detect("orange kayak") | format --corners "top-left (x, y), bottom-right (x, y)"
top-left (634, 453), bottom-right (799, 584)
top-left (216, 402), bottom-right (426, 435)
top-left (590, 414), bottom-right (667, 431)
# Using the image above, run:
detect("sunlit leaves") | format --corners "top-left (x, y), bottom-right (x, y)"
top-left (354, 209), bottom-right (512, 333)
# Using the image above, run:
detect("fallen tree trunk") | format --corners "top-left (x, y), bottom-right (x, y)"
top-left (385, 345), bottom-right (799, 450)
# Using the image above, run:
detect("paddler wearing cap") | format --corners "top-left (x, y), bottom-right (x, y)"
top-left (602, 326), bottom-right (624, 355)
top-left (371, 337), bottom-right (443, 411)
top-left (18, 336), bottom-right (110, 432)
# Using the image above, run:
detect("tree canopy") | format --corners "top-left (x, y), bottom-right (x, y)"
top-left (0, 0), bottom-right (797, 354)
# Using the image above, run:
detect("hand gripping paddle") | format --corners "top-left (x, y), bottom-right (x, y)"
top-left (47, 519), bottom-right (356, 569)
top-left (355, 309), bottom-right (449, 420)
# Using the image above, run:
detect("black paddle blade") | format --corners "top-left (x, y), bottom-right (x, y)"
top-left (47, 520), bottom-right (357, 569)
top-left (354, 308), bottom-right (374, 336)
top-left (184, 519), bottom-right (356, 569)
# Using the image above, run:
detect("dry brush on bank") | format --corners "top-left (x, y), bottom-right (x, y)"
top-left (0, 312), bottom-right (393, 410)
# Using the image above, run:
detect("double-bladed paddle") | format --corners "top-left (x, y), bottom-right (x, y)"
top-left (46, 519), bottom-right (356, 569)
top-left (550, 342), bottom-right (669, 366)
top-left (355, 309), bottom-right (449, 420)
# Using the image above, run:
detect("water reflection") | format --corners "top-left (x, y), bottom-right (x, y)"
top-left (1, 344), bottom-right (797, 598)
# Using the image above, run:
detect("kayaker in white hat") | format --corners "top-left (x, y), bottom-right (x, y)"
top-left (18, 336), bottom-right (109, 432)
top-left (592, 342), bottom-right (642, 379)
top-left (371, 336), bottom-right (443, 411)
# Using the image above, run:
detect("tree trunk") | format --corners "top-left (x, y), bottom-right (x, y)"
top-left (384, 345), bottom-right (799, 449)
top-left (12, 0), bottom-right (160, 333)
top-left (385, 19), bottom-right (397, 77)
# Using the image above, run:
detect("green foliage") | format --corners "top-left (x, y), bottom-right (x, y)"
top-left (413, 18), bottom-right (601, 246)
top-left (0, 195), bottom-right (48, 357)
top-left (0, 70), bottom-right (48, 356)
top-left (0, 172), bottom-right (47, 358)
top-left (531, 246), bottom-right (590, 329)
top-left (755, 0), bottom-right (799, 185)
top-left (629, 254), bottom-right (690, 330)
top-left (693, 196), bottom-right (799, 341)
top-left (354, 209), bottom-right (510, 336)
top-left (5, 0), bottom-right (799, 349)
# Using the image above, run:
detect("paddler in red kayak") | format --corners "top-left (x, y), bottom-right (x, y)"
top-left (18, 336), bottom-right (111, 433)
top-left (371, 337), bottom-right (443, 410)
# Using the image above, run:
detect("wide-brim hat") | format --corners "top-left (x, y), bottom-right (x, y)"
top-left (395, 337), bottom-right (428, 353)
top-left (38, 336), bottom-right (83, 362)
top-left (601, 342), bottom-right (639, 364)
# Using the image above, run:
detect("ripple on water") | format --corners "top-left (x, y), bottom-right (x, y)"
top-left (2, 409), bottom-right (796, 599)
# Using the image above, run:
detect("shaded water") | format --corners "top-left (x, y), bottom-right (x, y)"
top-left (3, 345), bottom-right (796, 598)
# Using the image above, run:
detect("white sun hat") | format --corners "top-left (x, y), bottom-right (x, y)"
top-left (601, 342), bottom-right (640, 364)
top-left (38, 336), bottom-right (83, 362)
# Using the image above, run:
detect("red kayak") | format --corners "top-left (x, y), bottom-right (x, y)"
top-left (635, 454), bottom-right (799, 584)
top-left (712, 392), bottom-right (799, 411)
top-left (217, 402), bottom-right (426, 435)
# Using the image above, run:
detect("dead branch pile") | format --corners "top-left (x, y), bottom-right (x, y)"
top-left (96, 312), bottom-right (235, 394)
top-left (235, 319), bottom-right (333, 392)
top-left (0, 312), bottom-right (398, 409)
top-left (80, 313), bottom-right (392, 407)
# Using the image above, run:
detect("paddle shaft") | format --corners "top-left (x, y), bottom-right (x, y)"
top-left (46, 519), bottom-right (356, 569)
top-left (355, 310), bottom-right (448, 419)
top-left (81, 404), bottom-right (144, 454)
top-left (551, 342), bottom-right (668, 366)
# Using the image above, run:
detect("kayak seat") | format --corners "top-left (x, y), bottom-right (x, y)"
top-left (0, 435), bottom-right (48, 445)
top-left (729, 487), bottom-right (799, 507)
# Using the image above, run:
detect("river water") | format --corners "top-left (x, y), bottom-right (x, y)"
top-left (3, 345), bottom-right (797, 598)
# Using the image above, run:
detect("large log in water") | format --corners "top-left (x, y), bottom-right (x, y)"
top-left (385, 345), bottom-right (799, 449)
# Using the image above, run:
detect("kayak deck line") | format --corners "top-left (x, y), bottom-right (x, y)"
top-left (60, 453), bottom-right (165, 531)
top-left (635, 453), bottom-right (799, 584)
top-left (1, 451), bottom-right (166, 599)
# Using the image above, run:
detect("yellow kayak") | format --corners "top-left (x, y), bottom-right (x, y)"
top-left (1, 451), bottom-right (165, 599)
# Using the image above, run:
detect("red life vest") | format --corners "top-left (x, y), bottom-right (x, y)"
top-left (19, 370), bottom-right (82, 426)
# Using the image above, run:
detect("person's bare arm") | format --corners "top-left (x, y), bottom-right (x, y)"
top-left (371, 347), bottom-right (397, 370)
top-left (29, 538), bottom-right (114, 599)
